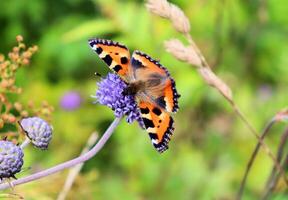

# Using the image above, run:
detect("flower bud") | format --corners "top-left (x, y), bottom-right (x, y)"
top-left (19, 117), bottom-right (53, 150)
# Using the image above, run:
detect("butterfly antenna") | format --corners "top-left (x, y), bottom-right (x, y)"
top-left (95, 72), bottom-right (102, 78)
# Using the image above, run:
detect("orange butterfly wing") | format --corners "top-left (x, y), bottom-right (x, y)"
top-left (131, 51), bottom-right (180, 113)
top-left (138, 101), bottom-right (174, 153)
top-left (89, 39), bottom-right (131, 80)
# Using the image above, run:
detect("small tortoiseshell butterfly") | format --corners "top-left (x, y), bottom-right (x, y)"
top-left (89, 39), bottom-right (180, 153)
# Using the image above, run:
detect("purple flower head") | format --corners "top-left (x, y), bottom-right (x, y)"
top-left (19, 117), bottom-right (53, 150)
top-left (93, 73), bottom-right (144, 127)
top-left (0, 140), bottom-right (24, 179)
top-left (60, 91), bottom-right (82, 111)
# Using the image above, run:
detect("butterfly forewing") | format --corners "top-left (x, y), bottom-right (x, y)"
top-left (89, 39), bottom-right (131, 80)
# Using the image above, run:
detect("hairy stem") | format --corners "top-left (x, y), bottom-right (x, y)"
top-left (0, 117), bottom-right (121, 191)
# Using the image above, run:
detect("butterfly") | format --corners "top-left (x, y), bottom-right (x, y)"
top-left (89, 39), bottom-right (180, 153)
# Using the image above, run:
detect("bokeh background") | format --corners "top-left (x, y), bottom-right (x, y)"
top-left (1, 0), bottom-right (288, 199)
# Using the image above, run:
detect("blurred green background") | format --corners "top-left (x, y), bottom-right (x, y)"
top-left (1, 0), bottom-right (288, 199)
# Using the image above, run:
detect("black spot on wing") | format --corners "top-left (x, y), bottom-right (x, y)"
top-left (155, 96), bottom-right (166, 110)
top-left (140, 107), bottom-right (150, 114)
top-left (120, 57), bottom-right (128, 64)
top-left (152, 107), bottom-right (162, 116)
top-left (149, 133), bottom-right (158, 140)
top-left (143, 118), bottom-right (155, 129)
top-left (113, 65), bottom-right (122, 72)
top-left (96, 47), bottom-right (103, 54)
top-left (103, 55), bottom-right (112, 66)
top-left (131, 57), bottom-right (146, 69)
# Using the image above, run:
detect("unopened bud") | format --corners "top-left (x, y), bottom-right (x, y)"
top-left (20, 111), bottom-right (29, 117)
top-left (16, 35), bottom-right (23, 43)
top-left (13, 47), bottom-right (19, 53)
top-left (8, 115), bottom-right (16, 123)
top-left (23, 51), bottom-right (32, 58)
top-left (14, 102), bottom-right (23, 111)
top-left (31, 45), bottom-right (38, 52)
top-left (1, 80), bottom-right (9, 88)
top-left (22, 58), bottom-right (30, 65)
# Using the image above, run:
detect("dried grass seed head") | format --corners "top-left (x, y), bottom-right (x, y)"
top-left (164, 39), bottom-right (201, 67)
top-left (146, 0), bottom-right (190, 34)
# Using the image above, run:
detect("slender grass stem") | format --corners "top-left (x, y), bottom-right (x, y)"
top-left (237, 118), bottom-right (275, 199)
top-left (262, 128), bottom-right (288, 199)
top-left (233, 105), bottom-right (288, 190)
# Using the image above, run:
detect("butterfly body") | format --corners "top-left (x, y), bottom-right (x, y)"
top-left (122, 81), bottom-right (145, 96)
top-left (89, 39), bottom-right (180, 153)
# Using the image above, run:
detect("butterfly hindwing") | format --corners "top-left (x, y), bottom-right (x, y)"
top-left (89, 39), bottom-right (131, 79)
top-left (138, 100), bottom-right (174, 153)
top-left (131, 50), bottom-right (180, 113)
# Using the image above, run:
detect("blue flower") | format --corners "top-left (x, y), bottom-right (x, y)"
top-left (19, 117), bottom-right (53, 150)
top-left (0, 140), bottom-right (24, 179)
top-left (93, 73), bottom-right (144, 128)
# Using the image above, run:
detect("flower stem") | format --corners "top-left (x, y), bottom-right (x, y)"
top-left (20, 137), bottom-right (31, 149)
top-left (0, 117), bottom-right (121, 191)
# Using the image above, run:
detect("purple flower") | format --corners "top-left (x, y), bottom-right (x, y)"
top-left (60, 91), bottom-right (82, 111)
top-left (19, 117), bottom-right (53, 150)
top-left (93, 73), bottom-right (144, 128)
top-left (0, 140), bottom-right (24, 179)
